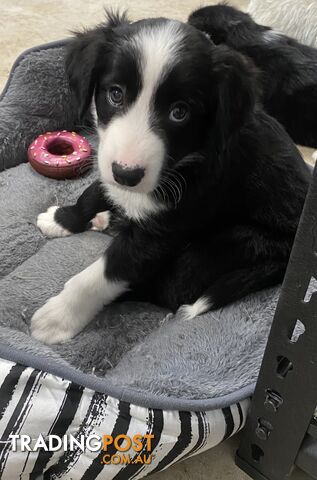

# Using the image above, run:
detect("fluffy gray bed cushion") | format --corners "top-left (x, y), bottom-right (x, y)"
top-left (0, 159), bottom-right (283, 402)
top-left (0, 42), bottom-right (77, 171)
top-left (0, 40), bottom-right (301, 407)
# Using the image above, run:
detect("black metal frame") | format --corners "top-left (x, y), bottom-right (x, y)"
top-left (236, 163), bottom-right (317, 480)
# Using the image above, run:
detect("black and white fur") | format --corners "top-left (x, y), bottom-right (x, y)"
top-left (189, 4), bottom-right (317, 155)
top-left (31, 13), bottom-right (310, 344)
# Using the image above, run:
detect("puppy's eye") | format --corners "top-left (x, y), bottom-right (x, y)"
top-left (169, 102), bottom-right (190, 123)
top-left (107, 86), bottom-right (124, 107)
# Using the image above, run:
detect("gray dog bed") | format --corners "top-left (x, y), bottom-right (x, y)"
top-left (0, 41), bottom-right (306, 480)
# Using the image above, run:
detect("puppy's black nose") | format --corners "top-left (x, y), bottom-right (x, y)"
top-left (112, 162), bottom-right (145, 187)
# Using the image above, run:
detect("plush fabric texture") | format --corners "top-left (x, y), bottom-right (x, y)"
top-left (0, 44), bottom-right (77, 171)
top-left (0, 40), bottom-right (306, 404)
top-left (248, 0), bottom-right (317, 48)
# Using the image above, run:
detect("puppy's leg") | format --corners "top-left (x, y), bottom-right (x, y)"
top-left (31, 231), bottom-right (173, 344)
top-left (37, 180), bottom-right (111, 238)
top-left (31, 255), bottom-right (128, 344)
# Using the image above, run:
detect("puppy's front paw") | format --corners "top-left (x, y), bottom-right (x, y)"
top-left (31, 294), bottom-right (79, 344)
top-left (37, 206), bottom-right (71, 238)
top-left (91, 211), bottom-right (111, 231)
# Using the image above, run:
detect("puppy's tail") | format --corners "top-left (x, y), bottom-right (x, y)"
top-left (177, 262), bottom-right (285, 320)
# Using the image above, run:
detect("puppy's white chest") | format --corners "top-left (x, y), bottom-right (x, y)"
top-left (105, 184), bottom-right (163, 221)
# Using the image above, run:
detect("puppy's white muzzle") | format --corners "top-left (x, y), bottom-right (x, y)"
top-left (97, 86), bottom-right (165, 193)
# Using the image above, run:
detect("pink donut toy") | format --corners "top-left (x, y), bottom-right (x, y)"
top-left (28, 130), bottom-right (92, 179)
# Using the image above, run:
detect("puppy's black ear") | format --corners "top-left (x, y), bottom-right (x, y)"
top-left (211, 45), bottom-right (259, 144)
top-left (65, 11), bottom-right (129, 119)
top-left (65, 30), bottom-right (104, 118)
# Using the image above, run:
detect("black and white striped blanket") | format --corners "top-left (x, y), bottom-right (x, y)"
top-left (0, 359), bottom-right (249, 479)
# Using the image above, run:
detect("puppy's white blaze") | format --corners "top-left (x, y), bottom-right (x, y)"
top-left (178, 296), bottom-right (211, 321)
top-left (133, 21), bottom-right (185, 94)
top-left (106, 184), bottom-right (162, 221)
top-left (37, 206), bottom-right (71, 238)
top-left (31, 257), bottom-right (128, 344)
top-left (98, 21), bottom-right (185, 195)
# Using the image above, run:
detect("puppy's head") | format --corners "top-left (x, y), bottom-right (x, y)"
top-left (66, 12), bottom-right (257, 194)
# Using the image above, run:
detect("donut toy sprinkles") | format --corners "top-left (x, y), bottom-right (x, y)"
top-left (28, 131), bottom-right (92, 179)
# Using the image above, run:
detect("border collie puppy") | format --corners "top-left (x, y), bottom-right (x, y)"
top-left (189, 4), bottom-right (317, 152)
top-left (31, 13), bottom-right (310, 344)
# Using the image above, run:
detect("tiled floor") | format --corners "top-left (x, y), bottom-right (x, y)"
top-left (1, 1), bottom-right (315, 479)
top-left (151, 435), bottom-right (311, 480)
